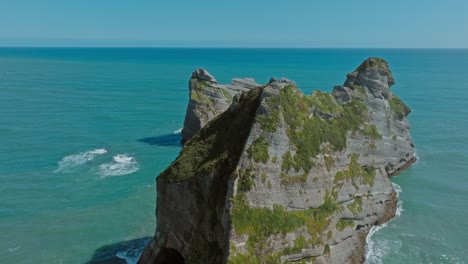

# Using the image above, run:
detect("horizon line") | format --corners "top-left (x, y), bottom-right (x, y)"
top-left (1, 46), bottom-right (468, 49)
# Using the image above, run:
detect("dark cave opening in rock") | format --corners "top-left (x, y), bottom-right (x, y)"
top-left (154, 248), bottom-right (185, 264)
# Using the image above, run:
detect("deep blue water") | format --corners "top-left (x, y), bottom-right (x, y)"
top-left (0, 48), bottom-right (467, 263)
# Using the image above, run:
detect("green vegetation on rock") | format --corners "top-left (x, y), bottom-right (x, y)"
top-left (309, 90), bottom-right (342, 114)
top-left (389, 94), bottom-right (411, 119)
top-left (279, 85), bottom-right (369, 176)
top-left (336, 219), bottom-right (354, 231)
top-left (271, 156), bottom-right (278, 163)
top-left (323, 244), bottom-right (331, 255)
top-left (228, 252), bottom-right (261, 264)
top-left (352, 84), bottom-right (366, 95)
top-left (160, 87), bottom-right (263, 182)
top-left (257, 96), bottom-right (281, 133)
top-left (230, 190), bottom-right (340, 262)
top-left (283, 236), bottom-right (308, 255)
top-left (220, 88), bottom-right (233, 101)
top-left (334, 154), bottom-right (376, 188)
top-left (280, 171), bottom-right (308, 185)
top-left (190, 90), bottom-right (212, 106)
top-left (356, 57), bottom-right (389, 73)
top-left (347, 197), bottom-right (363, 214)
top-left (261, 172), bottom-right (267, 183)
top-left (238, 168), bottom-right (255, 192)
top-left (324, 155), bottom-right (335, 172)
top-left (247, 136), bottom-right (270, 163)
top-left (363, 124), bottom-right (382, 140)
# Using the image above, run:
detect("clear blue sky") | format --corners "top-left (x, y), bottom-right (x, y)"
top-left (1, 0), bottom-right (467, 48)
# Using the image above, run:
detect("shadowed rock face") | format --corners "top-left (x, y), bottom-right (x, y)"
top-left (139, 58), bottom-right (415, 264)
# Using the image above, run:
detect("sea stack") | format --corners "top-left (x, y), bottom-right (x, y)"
top-left (181, 69), bottom-right (259, 143)
top-left (138, 58), bottom-right (415, 264)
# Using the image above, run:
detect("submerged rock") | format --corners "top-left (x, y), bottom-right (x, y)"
top-left (139, 58), bottom-right (415, 264)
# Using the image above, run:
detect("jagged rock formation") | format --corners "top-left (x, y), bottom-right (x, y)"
top-left (138, 58), bottom-right (415, 264)
top-left (181, 69), bottom-right (259, 142)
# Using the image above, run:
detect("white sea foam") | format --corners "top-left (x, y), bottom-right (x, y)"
top-left (8, 245), bottom-right (21, 252)
top-left (365, 183), bottom-right (403, 264)
top-left (393, 183), bottom-right (404, 217)
top-left (115, 238), bottom-right (150, 264)
top-left (55, 148), bottom-right (107, 173)
top-left (365, 224), bottom-right (389, 264)
top-left (98, 154), bottom-right (139, 177)
top-left (113, 154), bottom-right (133, 163)
top-left (174, 128), bottom-right (182, 134)
top-left (413, 152), bottom-right (420, 165)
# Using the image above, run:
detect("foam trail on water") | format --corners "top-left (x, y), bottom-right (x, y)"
top-left (8, 245), bottom-right (21, 252)
top-left (55, 149), bottom-right (107, 173)
top-left (99, 154), bottom-right (139, 177)
top-left (174, 128), bottom-right (182, 134)
top-left (365, 183), bottom-right (403, 264)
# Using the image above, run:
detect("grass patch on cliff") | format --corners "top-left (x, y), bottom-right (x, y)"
top-left (281, 151), bottom-right (315, 175)
top-left (190, 90), bottom-right (212, 106)
top-left (160, 87), bottom-right (263, 182)
top-left (238, 167), bottom-right (255, 192)
top-left (231, 190), bottom-right (339, 261)
top-left (191, 80), bottom-right (234, 106)
top-left (247, 136), bottom-right (270, 163)
top-left (309, 90), bottom-right (342, 114)
top-left (220, 88), bottom-right (233, 101)
top-left (257, 96), bottom-right (281, 133)
top-left (363, 124), bottom-right (382, 140)
top-left (324, 155), bottom-right (335, 172)
top-left (389, 94), bottom-right (410, 119)
top-left (336, 219), bottom-right (354, 231)
top-left (283, 236), bottom-right (308, 255)
top-left (353, 84), bottom-right (366, 95)
top-left (334, 154), bottom-right (376, 188)
top-left (280, 171), bottom-right (308, 185)
top-left (347, 197), bottom-right (363, 214)
top-left (278, 85), bottom-right (369, 176)
top-left (356, 57), bottom-right (388, 72)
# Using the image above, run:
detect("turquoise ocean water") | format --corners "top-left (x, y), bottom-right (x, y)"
top-left (0, 48), bottom-right (467, 264)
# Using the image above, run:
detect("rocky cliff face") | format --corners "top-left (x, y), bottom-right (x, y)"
top-left (138, 58), bottom-right (415, 264)
top-left (181, 69), bottom-right (259, 143)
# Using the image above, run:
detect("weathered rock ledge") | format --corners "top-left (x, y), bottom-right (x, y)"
top-left (138, 58), bottom-right (415, 264)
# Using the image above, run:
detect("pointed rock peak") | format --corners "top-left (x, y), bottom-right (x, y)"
top-left (191, 68), bottom-right (217, 83)
top-left (344, 57), bottom-right (396, 95)
top-left (355, 57), bottom-right (395, 86)
top-left (356, 57), bottom-right (390, 71)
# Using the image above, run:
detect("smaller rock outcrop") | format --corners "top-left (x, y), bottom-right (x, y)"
top-left (181, 69), bottom-right (259, 143)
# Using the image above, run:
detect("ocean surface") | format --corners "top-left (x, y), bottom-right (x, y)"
top-left (0, 48), bottom-right (467, 264)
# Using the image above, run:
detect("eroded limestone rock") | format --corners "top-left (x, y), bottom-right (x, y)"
top-left (139, 58), bottom-right (415, 264)
top-left (181, 69), bottom-right (259, 143)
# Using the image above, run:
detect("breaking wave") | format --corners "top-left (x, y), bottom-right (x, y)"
top-left (365, 183), bottom-right (403, 264)
top-left (173, 128), bottom-right (182, 134)
top-left (115, 238), bottom-right (150, 264)
top-left (98, 154), bottom-right (139, 177)
top-left (55, 148), bottom-right (107, 173)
